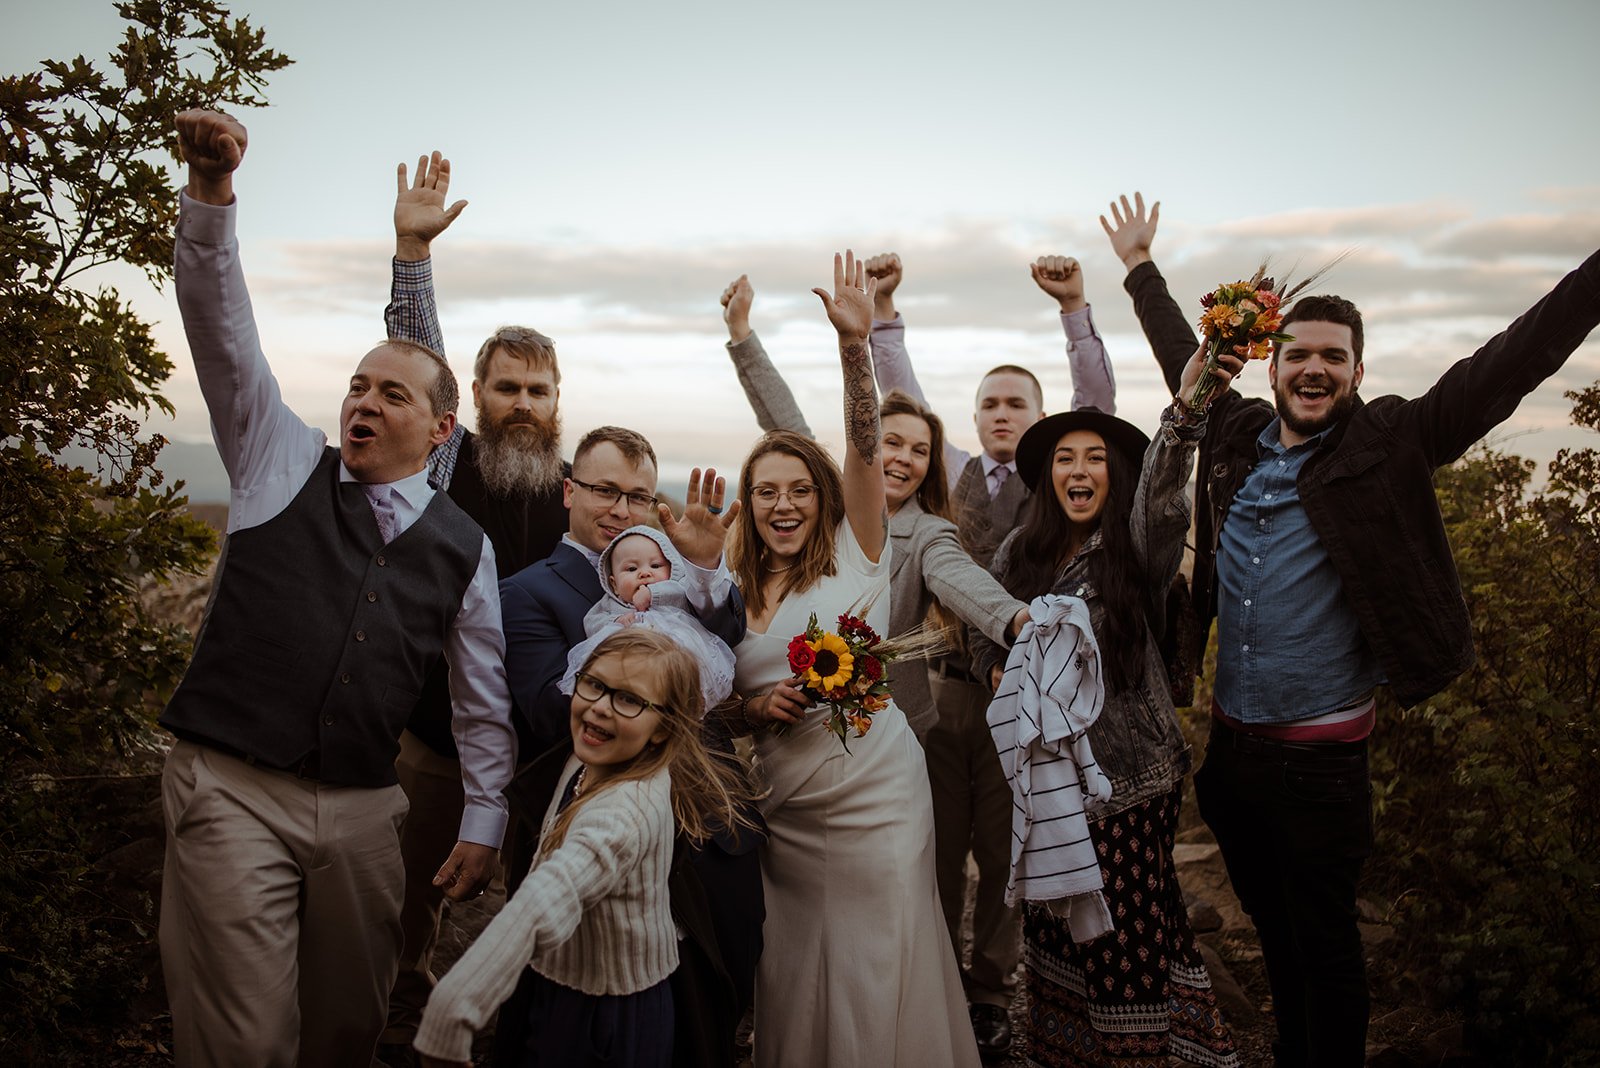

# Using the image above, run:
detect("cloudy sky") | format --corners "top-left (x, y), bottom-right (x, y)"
top-left (9, 0), bottom-right (1600, 500)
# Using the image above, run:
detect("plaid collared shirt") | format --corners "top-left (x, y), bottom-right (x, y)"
top-left (385, 257), bottom-right (463, 489)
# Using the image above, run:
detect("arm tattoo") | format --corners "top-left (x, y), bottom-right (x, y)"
top-left (841, 340), bottom-right (880, 466)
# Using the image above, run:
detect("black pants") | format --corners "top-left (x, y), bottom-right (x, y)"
top-left (1195, 718), bottom-right (1373, 1068)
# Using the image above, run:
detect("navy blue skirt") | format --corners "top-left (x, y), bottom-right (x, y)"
top-left (506, 967), bottom-right (674, 1068)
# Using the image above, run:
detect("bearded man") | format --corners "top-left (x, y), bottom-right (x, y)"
top-left (376, 153), bottom-right (570, 1063)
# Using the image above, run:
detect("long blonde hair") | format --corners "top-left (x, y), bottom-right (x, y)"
top-left (727, 430), bottom-right (846, 619)
top-left (540, 629), bottom-right (760, 855)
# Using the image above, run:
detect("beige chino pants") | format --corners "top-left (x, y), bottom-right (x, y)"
top-left (159, 739), bottom-right (407, 1068)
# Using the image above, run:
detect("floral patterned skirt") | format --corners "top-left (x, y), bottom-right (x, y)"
top-left (1023, 786), bottom-right (1239, 1068)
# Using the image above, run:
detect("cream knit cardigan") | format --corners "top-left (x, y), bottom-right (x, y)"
top-left (414, 756), bottom-right (677, 1062)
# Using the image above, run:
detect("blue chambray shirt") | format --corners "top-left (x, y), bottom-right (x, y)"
top-left (1214, 418), bottom-right (1386, 722)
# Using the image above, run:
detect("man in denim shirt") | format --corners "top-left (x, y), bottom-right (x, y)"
top-left (1102, 192), bottom-right (1600, 1068)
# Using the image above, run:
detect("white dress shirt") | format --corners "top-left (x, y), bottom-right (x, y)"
top-left (174, 192), bottom-right (516, 848)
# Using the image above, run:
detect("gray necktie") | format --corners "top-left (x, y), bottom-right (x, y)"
top-left (364, 485), bottom-right (400, 544)
top-left (989, 463), bottom-right (1011, 500)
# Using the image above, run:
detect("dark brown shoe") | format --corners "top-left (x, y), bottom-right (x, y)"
top-left (969, 1003), bottom-right (1012, 1057)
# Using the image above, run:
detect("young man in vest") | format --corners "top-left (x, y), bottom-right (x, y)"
top-left (375, 154), bottom-right (571, 1062)
top-left (863, 252), bottom-right (1117, 1054)
top-left (159, 111), bottom-right (517, 1068)
top-left (1103, 191), bottom-right (1600, 1068)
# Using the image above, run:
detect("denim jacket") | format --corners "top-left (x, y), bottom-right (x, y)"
top-left (970, 417), bottom-right (1200, 819)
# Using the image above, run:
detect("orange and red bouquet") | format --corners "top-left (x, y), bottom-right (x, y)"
top-left (784, 612), bottom-right (894, 752)
top-left (1190, 258), bottom-right (1343, 412)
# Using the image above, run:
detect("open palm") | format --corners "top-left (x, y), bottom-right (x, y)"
top-left (812, 250), bottom-right (877, 339)
top-left (394, 151), bottom-right (467, 243)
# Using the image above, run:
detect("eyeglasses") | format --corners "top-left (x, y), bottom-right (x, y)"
top-left (569, 477), bottom-right (658, 512)
top-left (573, 672), bottom-right (665, 719)
top-left (750, 484), bottom-right (817, 507)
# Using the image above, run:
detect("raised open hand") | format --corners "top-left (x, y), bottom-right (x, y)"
top-left (395, 152), bottom-right (467, 257)
top-left (1030, 254), bottom-right (1087, 312)
top-left (175, 109), bottom-right (247, 203)
top-left (1099, 191), bottom-right (1160, 272)
top-left (721, 274), bottom-right (754, 342)
top-left (657, 467), bottom-right (740, 571)
top-left (812, 250), bottom-right (877, 341)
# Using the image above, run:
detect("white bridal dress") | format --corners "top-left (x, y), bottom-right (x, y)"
top-left (734, 522), bottom-right (979, 1068)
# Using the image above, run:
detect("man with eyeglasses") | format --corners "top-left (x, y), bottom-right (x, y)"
top-left (497, 427), bottom-right (759, 1068)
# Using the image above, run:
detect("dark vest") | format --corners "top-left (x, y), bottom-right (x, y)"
top-left (161, 449), bottom-right (483, 787)
top-left (951, 455), bottom-right (1028, 569)
top-left (407, 431), bottom-right (570, 757)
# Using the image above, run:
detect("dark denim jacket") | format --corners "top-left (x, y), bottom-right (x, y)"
top-left (1124, 252), bottom-right (1600, 707)
top-left (970, 424), bottom-right (1198, 819)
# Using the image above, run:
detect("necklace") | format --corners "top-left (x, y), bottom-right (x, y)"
top-left (571, 766), bottom-right (587, 798)
top-left (765, 562), bottom-right (795, 573)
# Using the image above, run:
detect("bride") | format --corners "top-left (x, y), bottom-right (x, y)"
top-left (726, 252), bottom-right (979, 1067)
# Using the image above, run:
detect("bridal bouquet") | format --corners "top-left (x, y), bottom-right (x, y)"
top-left (782, 611), bottom-right (942, 753)
top-left (1189, 258), bottom-right (1343, 412)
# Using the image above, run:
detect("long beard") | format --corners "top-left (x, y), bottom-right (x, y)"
top-left (474, 404), bottom-right (565, 498)
top-left (1274, 377), bottom-right (1357, 439)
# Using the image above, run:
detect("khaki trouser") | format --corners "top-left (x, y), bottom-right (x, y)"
top-left (159, 740), bottom-right (407, 1068)
top-left (925, 668), bottom-right (1020, 1008)
top-left (381, 730), bottom-right (466, 1045)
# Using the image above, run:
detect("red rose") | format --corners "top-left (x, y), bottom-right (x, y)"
top-left (788, 640), bottom-right (816, 673)
top-left (861, 654), bottom-right (883, 681)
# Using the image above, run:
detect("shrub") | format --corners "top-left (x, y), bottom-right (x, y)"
top-left (1366, 383), bottom-right (1600, 1065)
top-left (0, 1), bottom-right (289, 1054)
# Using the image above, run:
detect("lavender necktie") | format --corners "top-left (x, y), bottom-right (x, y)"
top-left (364, 485), bottom-right (400, 544)
top-left (989, 463), bottom-right (1011, 500)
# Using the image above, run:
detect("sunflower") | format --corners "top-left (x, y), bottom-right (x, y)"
top-left (803, 632), bottom-right (855, 691)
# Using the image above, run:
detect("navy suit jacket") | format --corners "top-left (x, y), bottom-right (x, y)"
top-left (498, 540), bottom-right (749, 757)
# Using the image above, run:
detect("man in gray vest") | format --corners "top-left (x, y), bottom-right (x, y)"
top-left (863, 252), bottom-right (1116, 1054)
top-left (159, 111), bottom-right (517, 1068)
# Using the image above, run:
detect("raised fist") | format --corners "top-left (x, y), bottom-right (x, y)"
top-left (175, 109), bottom-right (247, 183)
top-left (864, 253), bottom-right (902, 299)
top-left (1030, 255), bottom-right (1086, 311)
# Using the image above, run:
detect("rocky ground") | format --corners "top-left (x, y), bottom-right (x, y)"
top-left (81, 555), bottom-right (1473, 1065)
top-left (93, 804), bottom-right (1470, 1066)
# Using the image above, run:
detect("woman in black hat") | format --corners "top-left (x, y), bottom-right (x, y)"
top-left (969, 345), bottom-right (1243, 1067)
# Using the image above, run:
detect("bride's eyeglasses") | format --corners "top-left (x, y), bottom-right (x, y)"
top-left (750, 484), bottom-right (817, 507)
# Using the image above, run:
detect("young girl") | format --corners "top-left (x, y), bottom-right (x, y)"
top-left (413, 629), bottom-right (757, 1068)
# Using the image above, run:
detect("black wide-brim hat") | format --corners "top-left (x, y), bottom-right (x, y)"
top-left (1014, 406), bottom-right (1151, 489)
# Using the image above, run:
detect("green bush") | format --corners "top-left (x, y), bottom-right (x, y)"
top-left (0, 1), bottom-right (288, 1055)
top-left (1366, 383), bottom-right (1600, 1065)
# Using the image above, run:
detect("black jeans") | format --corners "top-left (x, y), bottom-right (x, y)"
top-left (1195, 719), bottom-right (1373, 1068)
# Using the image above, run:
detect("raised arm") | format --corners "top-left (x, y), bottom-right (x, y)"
top-left (1132, 343), bottom-right (1239, 594)
top-left (1102, 192), bottom-right (1195, 394)
top-left (1394, 247), bottom-right (1600, 467)
top-left (721, 274), bottom-right (815, 437)
top-left (386, 151), bottom-right (466, 352)
top-left (813, 251), bottom-right (888, 561)
top-left (173, 110), bottom-right (319, 502)
top-left (1031, 254), bottom-right (1117, 412)
top-left (865, 252), bottom-right (973, 486)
